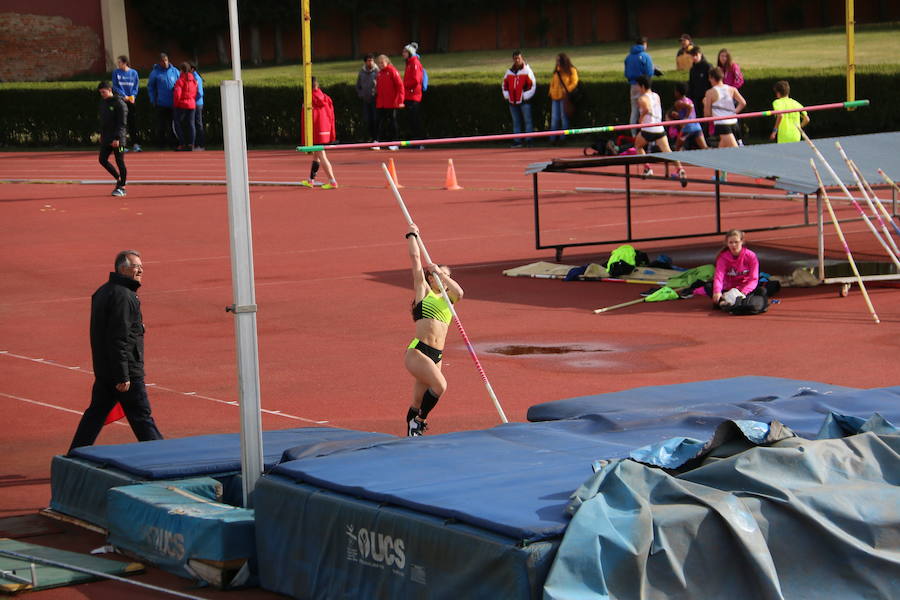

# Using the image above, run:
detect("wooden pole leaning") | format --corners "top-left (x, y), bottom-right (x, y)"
top-left (382, 163), bottom-right (509, 424)
top-left (835, 143), bottom-right (900, 255)
top-left (799, 128), bottom-right (900, 271)
top-left (847, 159), bottom-right (900, 239)
top-left (809, 159), bottom-right (880, 324)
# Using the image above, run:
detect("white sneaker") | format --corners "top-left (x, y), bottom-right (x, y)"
top-left (642, 167), bottom-right (654, 178)
top-left (132, 144), bottom-right (142, 152)
top-left (371, 142), bottom-right (381, 151)
top-left (111, 187), bottom-right (126, 197)
top-left (388, 145), bottom-right (399, 151)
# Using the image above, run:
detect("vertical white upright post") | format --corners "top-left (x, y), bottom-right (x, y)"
top-left (224, 0), bottom-right (263, 507)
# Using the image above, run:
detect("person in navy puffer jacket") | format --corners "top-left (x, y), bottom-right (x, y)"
top-left (147, 52), bottom-right (180, 149)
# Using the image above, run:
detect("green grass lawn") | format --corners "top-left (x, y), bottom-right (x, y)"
top-left (199, 23), bottom-right (900, 86)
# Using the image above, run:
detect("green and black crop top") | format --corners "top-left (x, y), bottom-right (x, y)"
top-left (412, 289), bottom-right (453, 324)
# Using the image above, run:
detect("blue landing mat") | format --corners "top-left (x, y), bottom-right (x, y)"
top-left (527, 376), bottom-right (857, 422)
top-left (68, 427), bottom-right (394, 479)
top-left (271, 381), bottom-right (900, 545)
top-left (53, 428), bottom-right (395, 527)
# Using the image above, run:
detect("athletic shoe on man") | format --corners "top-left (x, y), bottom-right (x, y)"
top-left (111, 187), bottom-right (126, 197)
top-left (388, 145), bottom-right (399, 151)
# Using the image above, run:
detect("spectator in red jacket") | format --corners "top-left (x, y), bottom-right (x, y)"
top-left (402, 42), bottom-right (425, 149)
top-left (172, 62), bottom-right (197, 151)
top-left (299, 77), bottom-right (338, 189)
top-left (502, 49), bottom-right (536, 148)
top-left (375, 54), bottom-right (404, 151)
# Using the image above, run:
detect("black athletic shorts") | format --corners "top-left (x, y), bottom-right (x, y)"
top-left (714, 123), bottom-right (740, 137)
top-left (638, 130), bottom-right (666, 142)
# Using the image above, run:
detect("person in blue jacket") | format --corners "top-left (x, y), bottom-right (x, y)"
top-left (191, 63), bottom-right (206, 151)
top-left (146, 52), bottom-right (180, 149)
top-left (112, 55), bottom-right (141, 152)
top-left (624, 37), bottom-right (656, 130)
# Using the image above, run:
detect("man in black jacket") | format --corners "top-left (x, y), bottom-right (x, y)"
top-left (688, 47), bottom-right (712, 118)
top-left (69, 250), bottom-right (163, 451)
top-left (97, 81), bottom-right (128, 197)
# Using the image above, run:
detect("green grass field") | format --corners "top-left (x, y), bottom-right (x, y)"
top-left (198, 23), bottom-right (900, 86)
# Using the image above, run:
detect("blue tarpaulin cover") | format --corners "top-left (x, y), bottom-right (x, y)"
top-left (544, 426), bottom-right (900, 600)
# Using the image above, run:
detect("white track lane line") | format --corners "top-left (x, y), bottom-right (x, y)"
top-left (0, 391), bottom-right (127, 426)
top-left (0, 350), bottom-right (330, 425)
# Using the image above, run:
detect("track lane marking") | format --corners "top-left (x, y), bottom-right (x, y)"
top-left (0, 350), bottom-right (331, 425)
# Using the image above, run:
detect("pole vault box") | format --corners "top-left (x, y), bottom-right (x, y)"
top-left (254, 475), bottom-right (558, 600)
top-left (106, 477), bottom-right (255, 587)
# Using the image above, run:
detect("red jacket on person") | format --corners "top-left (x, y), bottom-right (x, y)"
top-left (376, 64), bottom-right (405, 109)
top-left (502, 64), bottom-right (536, 105)
top-left (301, 87), bottom-right (336, 145)
top-left (403, 55), bottom-right (423, 103)
top-left (173, 73), bottom-right (197, 109)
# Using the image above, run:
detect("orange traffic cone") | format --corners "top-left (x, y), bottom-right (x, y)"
top-left (444, 158), bottom-right (463, 190)
top-left (386, 158), bottom-right (403, 188)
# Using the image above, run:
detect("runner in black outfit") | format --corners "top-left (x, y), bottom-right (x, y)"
top-left (97, 81), bottom-right (128, 197)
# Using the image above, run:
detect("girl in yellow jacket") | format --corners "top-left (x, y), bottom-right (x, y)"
top-left (549, 53), bottom-right (579, 144)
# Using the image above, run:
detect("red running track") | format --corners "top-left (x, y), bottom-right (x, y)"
top-left (0, 146), bottom-right (897, 598)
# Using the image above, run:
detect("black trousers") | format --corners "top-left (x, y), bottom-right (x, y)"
top-left (154, 105), bottom-right (176, 148)
top-left (99, 144), bottom-right (127, 186)
top-left (194, 105), bottom-right (205, 147)
top-left (125, 99), bottom-right (140, 146)
top-left (404, 100), bottom-right (423, 140)
top-left (69, 378), bottom-right (163, 452)
top-left (376, 108), bottom-right (399, 142)
top-left (361, 99), bottom-right (377, 141)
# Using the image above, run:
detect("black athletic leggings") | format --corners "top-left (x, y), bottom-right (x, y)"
top-left (99, 144), bottom-right (127, 186)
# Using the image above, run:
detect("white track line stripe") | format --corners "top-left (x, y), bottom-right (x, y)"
top-left (0, 350), bottom-right (330, 425)
top-left (0, 391), bottom-right (127, 426)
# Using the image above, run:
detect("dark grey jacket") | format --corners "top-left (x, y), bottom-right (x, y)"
top-left (356, 65), bottom-right (379, 100)
top-left (90, 272), bottom-right (144, 383)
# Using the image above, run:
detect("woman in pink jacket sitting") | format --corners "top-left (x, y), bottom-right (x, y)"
top-left (711, 229), bottom-right (758, 307)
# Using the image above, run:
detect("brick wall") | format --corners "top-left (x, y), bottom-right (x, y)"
top-left (0, 12), bottom-right (102, 81)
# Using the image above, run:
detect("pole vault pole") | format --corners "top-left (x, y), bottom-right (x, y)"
top-left (809, 159), bottom-right (879, 324)
top-left (298, 100), bottom-right (869, 152)
top-left (382, 163), bottom-right (508, 424)
top-left (836, 149), bottom-right (900, 255)
top-left (799, 128), bottom-right (900, 271)
top-left (847, 159), bottom-right (900, 239)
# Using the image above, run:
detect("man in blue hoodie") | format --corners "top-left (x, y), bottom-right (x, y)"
top-left (147, 52), bottom-right (180, 149)
top-left (112, 55), bottom-right (141, 152)
top-left (624, 37), bottom-right (656, 130)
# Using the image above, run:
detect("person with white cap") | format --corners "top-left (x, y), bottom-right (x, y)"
top-left (402, 42), bottom-right (425, 149)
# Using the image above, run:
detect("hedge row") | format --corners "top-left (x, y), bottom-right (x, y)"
top-left (0, 72), bottom-right (895, 148)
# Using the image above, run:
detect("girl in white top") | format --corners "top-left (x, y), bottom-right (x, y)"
top-left (703, 67), bottom-right (747, 148)
top-left (633, 75), bottom-right (686, 186)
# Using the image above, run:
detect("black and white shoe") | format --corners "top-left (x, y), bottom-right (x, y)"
top-left (111, 187), bottom-right (126, 197)
top-left (407, 418), bottom-right (428, 437)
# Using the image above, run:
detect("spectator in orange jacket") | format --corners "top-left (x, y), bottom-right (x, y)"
top-left (402, 42), bottom-right (425, 149)
top-left (172, 62), bottom-right (197, 151)
top-left (375, 54), bottom-right (404, 151)
top-left (299, 77), bottom-right (338, 189)
top-left (502, 49), bottom-right (536, 148)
